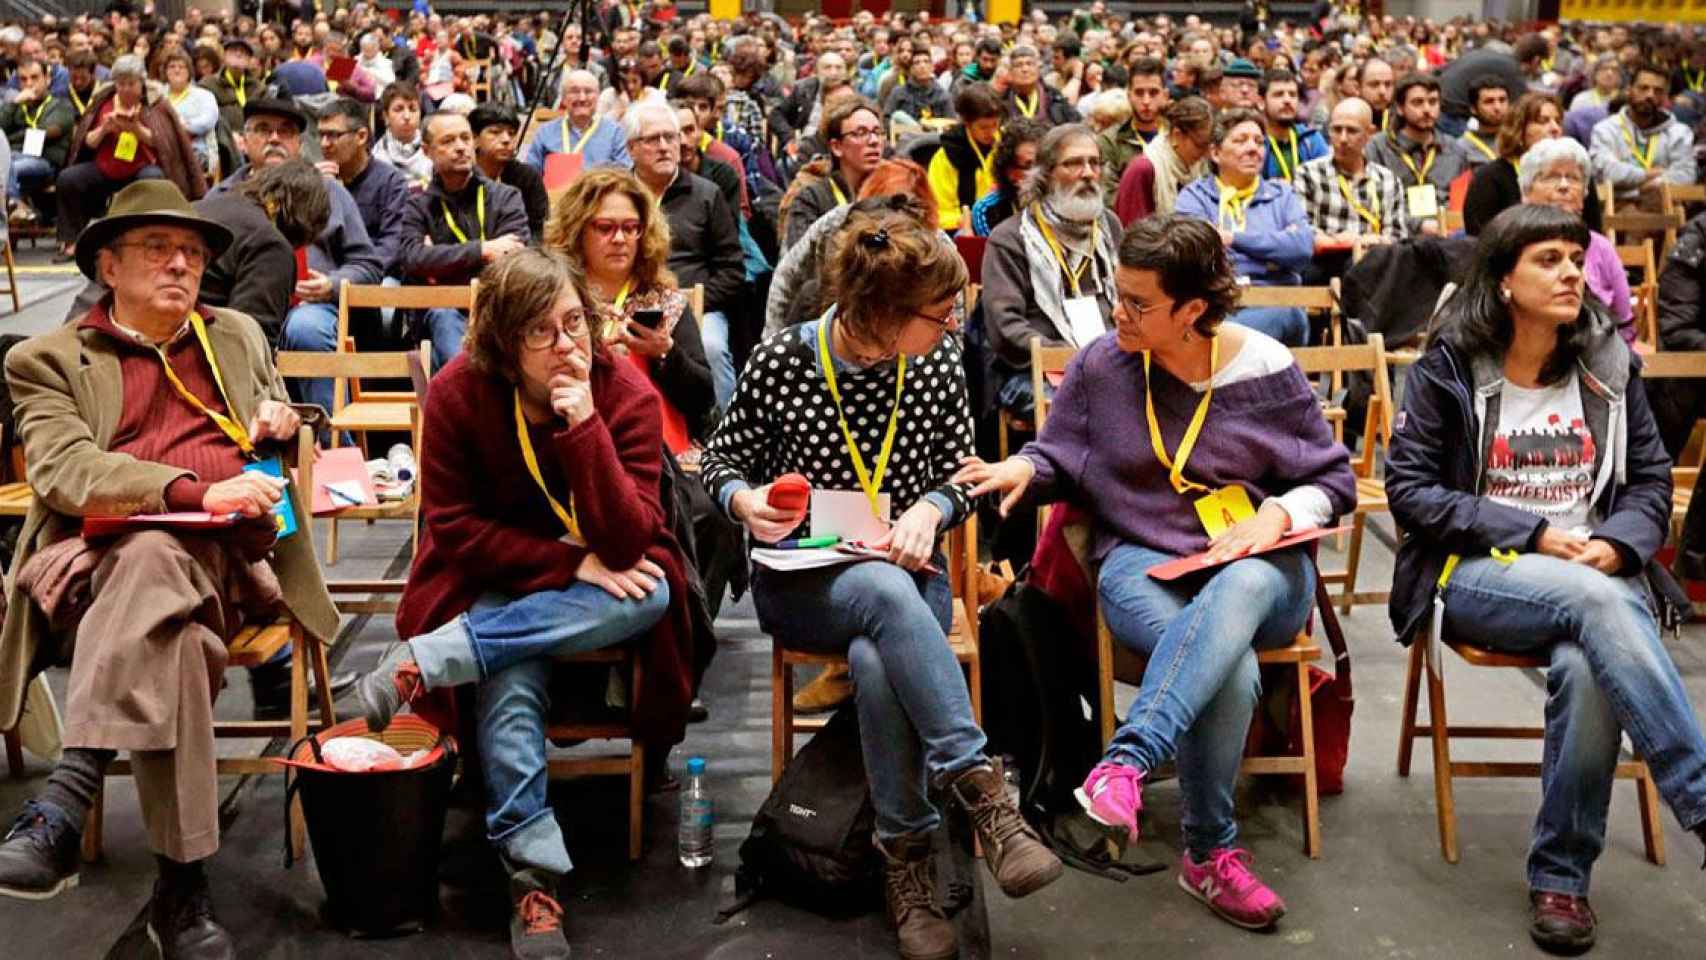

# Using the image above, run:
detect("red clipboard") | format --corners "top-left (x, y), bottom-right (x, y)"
top-left (543, 152), bottom-right (584, 192)
top-left (83, 512), bottom-right (240, 539)
top-left (1146, 525), bottom-right (1350, 581)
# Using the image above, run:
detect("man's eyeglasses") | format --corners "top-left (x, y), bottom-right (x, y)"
top-left (114, 238), bottom-right (212, 270)
top-left (245, 122), bottom-right (299, 140)
top-left (589, 218), bottom-right (644, 239)
top-left (522, 312), bottom-right (591, 350)
top-left (630, 130), bottom-right (676, 148)
top-left (835, 126), bottom-right (883, 143)
top-left (318, 127), bottom-right (362, 141)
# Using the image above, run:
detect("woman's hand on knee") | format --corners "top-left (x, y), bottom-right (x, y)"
top-left (1570, 539), bottom-right (1622, 575)
top-left (576, 553), bottom-right (666, 600)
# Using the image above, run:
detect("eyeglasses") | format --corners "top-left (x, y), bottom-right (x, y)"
top-left (589, 218), bottom-right (644, 239)
top-left (522, 311), bottom-right (590, 350)
top-left (835, 125), bottom-right (883, 143)
top-left (318, 127), bottom-right (362, 141)
top-left (245, 122), bottom-right (299, 139)
top-left (1534, 172), bottom-right (1585, 189)
top-left (630, 130), bottom-right (676, 148)
top-left (911, 307), bottom-right (957, 329)
top-left (1117, 294), bottom-right (1171, 319)
top-left (113, 238), bottom-right (211, 270)
top-left (1057, 156), bottom-right (1104, 174)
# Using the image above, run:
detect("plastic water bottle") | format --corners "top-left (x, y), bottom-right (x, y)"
top-left (678, 756), bottom-right (714, 868)
top-left (386, 443), bottom-right (417, 485)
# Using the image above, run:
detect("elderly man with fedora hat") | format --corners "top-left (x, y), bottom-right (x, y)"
top-left (0, 180), bottom-right (337, 960)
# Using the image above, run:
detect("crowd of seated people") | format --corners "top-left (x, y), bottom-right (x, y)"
top-left (2, 6), bottom-right (1706, 960)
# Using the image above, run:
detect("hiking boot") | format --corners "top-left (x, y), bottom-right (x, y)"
top-left (1076, 761), bottom-right (1145, 845)
top-left (146, 863), bottom-right (235, 960)
top-left (0, 799), bottom-right (81, 900)
top-left (355, 641), bottom-right (425, 733)
top-left (793, 662), bottom-right (853, 714)
top-left (942, 762), bottom-right (1063, 899)
top-left (1529, 890), bottom-right (1596, 955)
top-left (508, 867), bottom-right (571, 959)
top-left (1177, 848), bottom-right (1286, 930)
top-left (874, 832), bottom-right (957, 960)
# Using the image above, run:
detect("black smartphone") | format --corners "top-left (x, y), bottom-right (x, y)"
top-left (631, 309), bottom-right (665, 330)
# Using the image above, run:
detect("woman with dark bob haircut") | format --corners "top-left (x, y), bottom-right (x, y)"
top-left (1385, 203), bottom-right (1706, 955)
top-left (701, 209), bottom-right (1063, 960)
top-left (351, 249), bottom-right (700, 959)
top-left (959, 214), bottom-right (1355, 933)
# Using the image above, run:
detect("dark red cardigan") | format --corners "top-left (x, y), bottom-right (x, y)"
top-left (398, 349), bottom-right (698, 746)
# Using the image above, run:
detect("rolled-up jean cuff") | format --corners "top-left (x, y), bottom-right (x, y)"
top-left (495, 807), bottom-right (574, 875)
top-left (409, 615), bottom-right (484, 689)
top-left (1529, 875), bottom-right (1590, 898)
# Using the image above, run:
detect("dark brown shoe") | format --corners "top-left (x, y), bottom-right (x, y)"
top-left (942, 762), bottom-right (1063, 899)
top-left (874, 833), bottom-right (957, 960)
top-left (1530, 890), bottom-right (1596, 955)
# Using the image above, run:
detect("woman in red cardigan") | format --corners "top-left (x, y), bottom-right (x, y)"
top-left (352, 248), bottom-right (696, 960)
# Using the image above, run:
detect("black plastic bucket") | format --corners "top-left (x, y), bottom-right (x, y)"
top-left (282, 715), bottom-right (458, 937)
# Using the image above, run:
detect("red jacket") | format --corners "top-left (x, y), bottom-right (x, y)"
top-left (398, 349), bottom-right (698, 745)
top-left (1114, 155), bottom-right (1157, 228)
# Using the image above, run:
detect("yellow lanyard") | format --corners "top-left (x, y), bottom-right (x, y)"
top-left (968, 129), bottom-right (997, 173)
top-left (562, 116), bottom-right (599, 154)
top-left (1337, 174), bottom-right (1381, 235)
top-left (69, 85), bottom-right (88, 116)
top-left (225, 70), bottom-right (246, 107)
top-left (20, 96), bottom-right (51, 128)
top-left (462, 35), bottom-right (476, 59)
top-left (1689, 68), bottom-right (1705, 93)
top-left (1398, 143), bottom-right (1436, 186)
top-left (1216, 179), bottom-right (1256, 232)
top-left (816, 317), bottom-right (906, 517)
top-left (1032, 203), bottom-right (1098, 298)
top-left (1014, 90), bottom-right (1038, 118)
top-left (685, 60), bottom-right (696, 77)
top-left (440, 184), bottom-right (485, 244)
top-left (829, 176), bottom-right (847, 206)
top-left (169, 87), bottom-right (190, 106)
top-left (1621, 116), bottom-right (1657, 170)
top-left (1463, 131), bottom-right (1496, 161)
top-left (658, 72), bottom-right (670, 92)
top-left (1267, 127), bottom-right (1299, 180)
top-left (699, 130), bottom-right (713, 152)
top-left (1141, 335), bottom-right (1217, 496)
top-left (513, 390), bottom-right (581, 539)
top-left (152, 312), bottom-right (256, 459)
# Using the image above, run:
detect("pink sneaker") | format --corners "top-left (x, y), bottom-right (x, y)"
top-left (1075, 762), bottom-right (1144, 843)
top-left (1177, 848), bottom-right (1287, 930)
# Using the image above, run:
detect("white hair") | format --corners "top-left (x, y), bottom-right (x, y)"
top-left (1517, 137), bottom-right (1590, 194)
top-left (622, 99), bottom-right (680, 143)
top-left (110, 54), bottom-right (146, 80)
top-left (560, 68), bottom-right (597, 99)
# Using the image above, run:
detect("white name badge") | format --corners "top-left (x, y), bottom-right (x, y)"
top-left (1406, 183), bottom-right (1440, 219)
top-left (21, 128), bottom-right (45, 158)
top-left (1063, 295), bottom-right (1106, 348)
top-left (810, 489), bottom-right (891, 544)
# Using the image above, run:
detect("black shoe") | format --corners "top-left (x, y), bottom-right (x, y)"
top-left (1529, 890), bottom-right (1596, 955)
top-left (0, 800), bottom-right (81, 900)
top-left (687, 698), bottom-right (709, 724)
top-left (146, 863), bottom-right (234, 960)
top-left (509, 867), bottom-right (571, 959)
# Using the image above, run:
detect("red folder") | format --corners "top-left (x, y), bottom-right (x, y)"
top-left (543, 152), bottom-right (585, 192)
top-left (296, 446), bottom-right (378, 515)
top-left (83, 512), bottom-right (239, 539)
top-left (1146, 525), bottom-right (1350, 581)
top-left (325, 55), bottom-right (357, 86)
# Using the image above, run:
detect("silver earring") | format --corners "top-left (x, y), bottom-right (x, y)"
top-left (1500, 288), bottom-right (1512, 301)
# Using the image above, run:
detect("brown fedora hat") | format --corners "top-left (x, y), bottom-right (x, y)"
top-left (75, 180), bottom-right (235, 283)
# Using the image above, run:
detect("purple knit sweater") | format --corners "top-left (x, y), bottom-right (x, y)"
top-left (1019, 336), bottom-right (1358, 560)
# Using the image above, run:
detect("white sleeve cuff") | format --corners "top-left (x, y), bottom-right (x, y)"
top-left (1272, 485), bottom-right (1335, 533)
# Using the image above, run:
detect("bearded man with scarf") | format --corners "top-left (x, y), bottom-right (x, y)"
top-left (983, 123), bottom-right (1122, 420)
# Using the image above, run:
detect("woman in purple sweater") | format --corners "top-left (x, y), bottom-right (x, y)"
top-left (957, 215), bottom-right (1356, 932)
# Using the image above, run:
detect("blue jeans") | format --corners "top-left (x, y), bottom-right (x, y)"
top-left (422, 306), bottom-right (468, 370)
top-left (753, 557), bottom-right (986, 839)
top-left (1098, 543), bottom-right (1315, 857)
top-left (700, 309), bottom-right (736, 410)
top-left (409, 580), bottom-right (671, 874)
top-left (8, 155), bottom-right (52, 202)
top-left (281, 301), bottom-right (339, 415)
top-left (1439, 553), bottom-right (1706, 895)
top-left (1230, 305), bottom-right (1308, 346)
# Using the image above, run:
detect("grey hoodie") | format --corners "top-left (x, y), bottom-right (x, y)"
top-left (1589, 107), bottom-right (1697, 197)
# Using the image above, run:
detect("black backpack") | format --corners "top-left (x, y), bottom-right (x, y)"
top-left (715, 705), bottom-right (881, 923)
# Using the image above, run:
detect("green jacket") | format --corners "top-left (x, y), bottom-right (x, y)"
top-left (1097, 119), bottom-right (1158, 210)
top-left (1, 94), bottom-right (77, 168)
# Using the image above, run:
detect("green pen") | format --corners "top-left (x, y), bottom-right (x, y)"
top-left (776, 535), bottom-right (841, 549)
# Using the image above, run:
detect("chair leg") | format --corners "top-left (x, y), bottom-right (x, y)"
top-left (1339, 512), bottom-right (1367, 615)
top-left (1397, 641), bottom-right (1424, 776)
top-left (285, 636), bottom-right (310, 861)
top-left (1636, 760), bottom-right (1666, 866)
top-left (3, 728), bottom-right (21, 778)
top-left (770, 646), bottom-right (788, 784)
top-left (966, 657), bottom-right (982, 726)
top-left (309, 633), bottom-right (338, 729)
top-left (628, 739), bottom-right (645, 862)
top-left (1422, 639), bottom-right (1459, 863)
top-left (327, 513), bottom-right (341, 566)
top-left (81, 786), bottom-right (103, 864)
top-left (997, 413), bottom-right (1009, 461)
top-left (1096, 608), bottom-right (1116, 751)
top-left (1295, 660), bottom-right (1322, 859)
top-left (3, 241), bottom-right (18, 313)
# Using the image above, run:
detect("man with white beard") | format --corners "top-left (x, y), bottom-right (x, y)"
top-left (982, 123), bottom-right (1123, 421)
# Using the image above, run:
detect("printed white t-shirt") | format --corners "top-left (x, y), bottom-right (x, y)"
top-left (1485, 371), bottom-right (1596, 535)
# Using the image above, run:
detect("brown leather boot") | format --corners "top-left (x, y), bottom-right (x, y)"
top-left (793, 662), bottom-right (853, 714)
top-left (874, 832), bottom-right (957, 960)
top-left (942, 761), bottom-right (1064, 899)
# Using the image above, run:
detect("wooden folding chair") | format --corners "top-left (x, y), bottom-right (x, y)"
top-left (1602, 210), bottom-right (1684, 258)
top-left (84, 427), bottom-right (338, 863)
top-left (0, 235), bottom-right (19, 314)
top-left (1661, 182), bottom-right (1706, 221)
top-left (1638, 351), bottom-right (1706, 539)
top-left (1290, 335), bottom-right (1394, 613)
top-left (276, 345), bottom-right (432, 614)
top-left (1238, 283), bottom-right (1342, 345)
top-left (771, 514), bottom-right (982, 783)
top-left (1397, 626), bottom-right (1665, 866)
top-left (0, 426), bottom-right (31, 519)
top-left (545, 648), bottom-right (649, 860)
top-left (1618, 240), bottom-right (1661, 349)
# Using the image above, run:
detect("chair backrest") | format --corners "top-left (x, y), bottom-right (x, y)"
top-left (945, 510), bottom-right (980, 644)
top-left (1663, 182), bottom-right (1706, 216)
top-left (274, 344), bottom-right (432, 426)
top-left (1618, 241), bottom-right (1661, 349)
top-left (1597, 180), bottom-right (1616, 217)
top-left (1602, 210), bottom-right (1684, 256)
top-left (1238, 284), bottom-right (1337, 311)
top-left (1290, 333), bottom-right (1393, 477)
top-left (1029, 337), bottom-right (1078, 433)
top-left (336, 279), bottom-right (478, 351)
top-left (1638, 351), bottom-right (1706, 468)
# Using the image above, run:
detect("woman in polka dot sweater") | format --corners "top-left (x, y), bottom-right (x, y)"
top-left (701, 210), bottom-right (1063, 960)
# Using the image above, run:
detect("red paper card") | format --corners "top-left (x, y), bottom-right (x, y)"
top-left (543, 152), bottom-right (584, 192)
top-left (1146, 525), bottom-right (1350, 581)
top-left (325, 55), bottom-right (357, 85)
top-left (295, 446), bottom-right (378, 515)
top-left (83, 512), bottom-right (239, 539)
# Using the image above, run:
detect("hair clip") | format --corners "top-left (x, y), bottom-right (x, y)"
top-left (861, 228), bottom-right (890, 250)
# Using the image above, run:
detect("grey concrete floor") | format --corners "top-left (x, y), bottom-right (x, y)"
top-left (1, 249), bottom-right (1704, 958)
